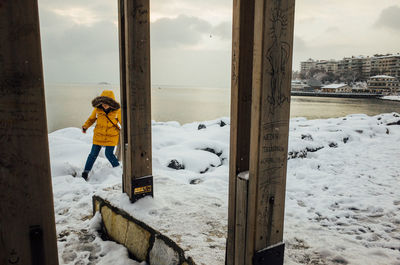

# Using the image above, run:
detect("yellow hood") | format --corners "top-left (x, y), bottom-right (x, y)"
top-left (100, 90), bottom-right (116, 100)
top-left (92, 90), bottom-right (120, 110)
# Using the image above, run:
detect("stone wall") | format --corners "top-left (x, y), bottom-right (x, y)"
top-left (93, 196), bottom-right (196, 265)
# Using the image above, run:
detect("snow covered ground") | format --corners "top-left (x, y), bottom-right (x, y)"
top-left (382, 96), bottom-right (400, 101)
top-left (49, 113), bottom-right (400, 265)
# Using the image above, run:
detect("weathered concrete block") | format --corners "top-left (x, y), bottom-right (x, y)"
top-left (125, 221), bottom-right (151, 261)
top-left (101, 206), bottom-right (113, 234)
top-left (94, 200), bottom-right (101, 212)
top-left (111, 212), bottom-right (128, 244)
top-left (150, 237), bottom-right (180, 265)
top-left (101, 206), bottom-right (128, 244)
top-left (95, 197), bottom-right (196, 265)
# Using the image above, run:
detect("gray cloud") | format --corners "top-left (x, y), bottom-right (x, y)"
top-left (151, 15), bottom-right (212, 48)
top-left (39, 8), bottom-right (119, 83)
top-left (375, 5), bottom-right (400, 31)
top-left (39, 7), bottom-right (231, 85)
top-left (38, 0), bottom-right (116, 15)
top-left (325, 27), bottom-right (340, 33)
top-left (37, 0), bottom-right (400, 86)
top-left (151, 49), bottom-right (231, 88)
top-left (42, 23), bottom-right (118, 57)
top-left (294, 36), bottom-right (307, 52)
top-left (151, 0), bottom-right (232, 15)
top-left (212, 21), bottom-right (232, 40)
top-left (151, 15), bottom-right (230, 48)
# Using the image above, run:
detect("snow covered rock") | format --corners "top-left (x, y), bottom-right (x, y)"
top-left (167, 159), bottom-right (185, 170)
top-left (197, 124), bottom-right (206, 130)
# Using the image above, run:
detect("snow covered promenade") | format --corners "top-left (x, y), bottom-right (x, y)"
top-left (382, 96), bottom-right (400, 102)
top-left (49, 113), bottom-right (400, 265)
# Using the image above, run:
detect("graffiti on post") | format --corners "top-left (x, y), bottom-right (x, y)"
top-left (265, 1), bottom-right (293, 115)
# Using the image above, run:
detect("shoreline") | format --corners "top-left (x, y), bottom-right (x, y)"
top-left (291, 91), bottom-right (380, 99)
top-left (380, 95), bottom-right (400, 102)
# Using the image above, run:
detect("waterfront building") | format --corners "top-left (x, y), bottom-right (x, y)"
top-left (351, 82), bottom-right (370, 94)
top-left (316, 60), bottom-right (338, 73)
top-left (325, 60), bottom-right (339, 73)
top-left (321, 84), bottom-right (351, 93)
top-left (337, 56), bottom-right (364, 80)
top-left (300, 54), bottom-right (400, 81)
top-left (361, 57), bottom-right (372, 80)
top-left (367, 75), bottom-right (400, 94)
top-left (301, 58), bottom-right (317, 72)
top-left (370, 55), bottom-right (400, 79)
top-left (352, 86), bottom-right (370, 94)
top-left (303, 79), bottom-right (323, 92)
top-left (291, 80), bottom-right (307, 91)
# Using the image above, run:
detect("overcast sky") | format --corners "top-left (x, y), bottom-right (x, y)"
top-left (38, 0), bottom-right (400, 88)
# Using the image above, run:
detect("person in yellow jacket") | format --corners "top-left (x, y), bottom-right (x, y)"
top-left (81, 90), bottom-right (121, 180)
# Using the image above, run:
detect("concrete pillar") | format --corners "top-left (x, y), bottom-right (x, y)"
top-left (0, 1), bottom-right (59, 264)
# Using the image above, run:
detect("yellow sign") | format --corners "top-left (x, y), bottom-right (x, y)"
top-left (134, 185), bottom-right (152, 195)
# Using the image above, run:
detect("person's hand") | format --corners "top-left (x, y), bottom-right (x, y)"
top-left (82, 126), bottom-right (87, 133)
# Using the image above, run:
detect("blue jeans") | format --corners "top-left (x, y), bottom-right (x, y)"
top-left (84, 144), bottom-right (119, 172)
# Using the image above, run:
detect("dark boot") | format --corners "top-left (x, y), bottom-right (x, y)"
top-left (82, 171), bottom-right (89, 181)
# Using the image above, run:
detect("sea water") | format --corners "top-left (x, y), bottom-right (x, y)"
top-left (45, 83), bottom-right (400, 132)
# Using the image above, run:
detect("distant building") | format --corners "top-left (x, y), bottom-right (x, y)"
top-left (303, 79), bottom-right (322, 92)
top-left (300, 53), bottom-right (400, 81)
top-left (325, 60), bottom-right (339, 73)
top-left (302, 86), bottom-right (315, 92)
top-left (370, 55), bottom-right (400, 79)
top-left (361, 57), bottom-right (372, 80)
top-left (337, 56), bottom-right (364, 80)
top-left (367, 75), bottom-right (400, 94)
top-left (301, 59), bottom-right (317, 73)
top-left (291, 80), bottom-right (307, 91)
top-left (316, 60), bottom-right (338, 73)
top-left (352, 86), bottom-right (370, 94)
top-left (321, 84), bottom-right (351, 93)
top-left (352, 82), bottom-right (370, 94)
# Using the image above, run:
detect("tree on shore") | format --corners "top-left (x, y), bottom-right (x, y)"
top-left (299, 68), bottom-right (362, 84)
top-left (340, 70), bottom-right (362, 84)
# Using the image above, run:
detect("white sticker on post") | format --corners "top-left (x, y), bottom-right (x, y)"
top-left (238, 171), bottom-right (249, 180)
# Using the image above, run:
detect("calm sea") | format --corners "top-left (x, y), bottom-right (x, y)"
top-left (44, 83), bottom-right (400, 132)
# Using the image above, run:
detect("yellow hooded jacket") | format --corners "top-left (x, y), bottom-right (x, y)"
top-left (83, 90), bottom-right (121, 146)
